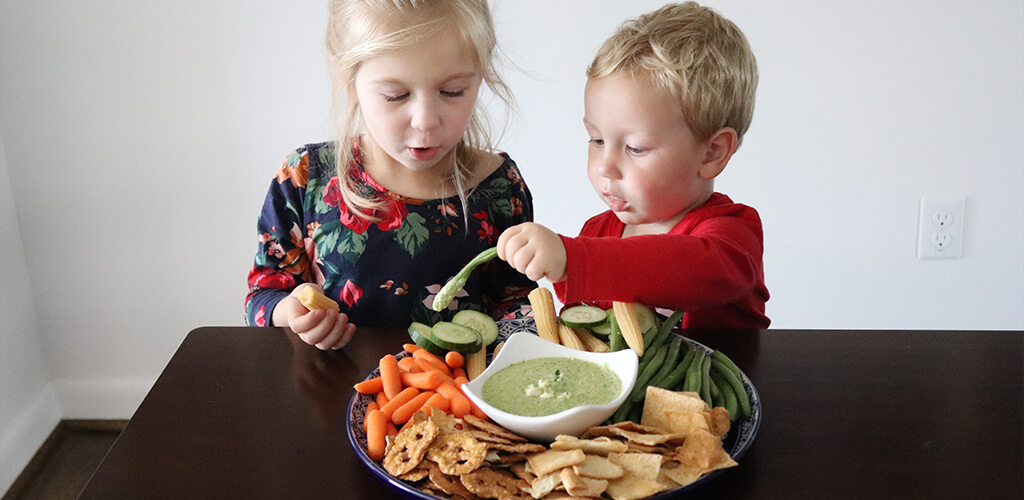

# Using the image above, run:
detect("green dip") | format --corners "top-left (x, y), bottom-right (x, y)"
top-left (481, 357), bottom-right (621, 417)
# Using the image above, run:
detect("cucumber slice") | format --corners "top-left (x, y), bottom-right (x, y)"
top-left (451, 310), bottom-right (499, 346)
top-left (590, 308), bottom-right (615, 336)
top-left (559, 305), bottom-right (608, 328)
top-left (408, 322), bottom-right (446, 355)
top-left (634, 303), bottom-right (659, 333)
top-left (429, 321), bottom-right (483, 354)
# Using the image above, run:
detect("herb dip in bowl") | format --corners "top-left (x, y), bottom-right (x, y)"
top-left (461, 331), bottom-right (638, 442)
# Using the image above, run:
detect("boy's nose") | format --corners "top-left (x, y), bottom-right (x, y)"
top-left (592, 152), bottom-right (622, 179)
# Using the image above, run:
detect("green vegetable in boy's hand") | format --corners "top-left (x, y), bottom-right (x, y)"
top-left (431, 247), bottom-right (499, 311)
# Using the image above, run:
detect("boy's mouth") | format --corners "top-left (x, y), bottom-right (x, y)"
top-left (603, 192), bottom-right (627, 212)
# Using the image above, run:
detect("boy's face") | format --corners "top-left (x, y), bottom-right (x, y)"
top-left (583, 73), bottom-right (716, 236)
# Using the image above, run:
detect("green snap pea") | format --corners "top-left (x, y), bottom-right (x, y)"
top-left (683, 348), bottom-right (706, 393)
top-left (711, 371), bottom-right (739, 422)
top-left (611, 397), bottom-right (635, 423)
top-left (710, 372), bottom-right (724, 409)
top-left (607, 314), bottom-right (625, 352)
top-left (629, 344), bottom-right (669, 402)
top-left (699, 354), bottom-right (713, 407)
top-left (657, 343), bottom-right (696, 391)
top-left (647, 336), bottom-right (683, 388)
top-left (711, 349), bottom-right (743, 378)
top-left (712, 358), bottom-right (751, 419)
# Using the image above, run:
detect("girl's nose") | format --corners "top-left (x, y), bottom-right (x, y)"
top-left (410, 98), bottom-right (441, 131)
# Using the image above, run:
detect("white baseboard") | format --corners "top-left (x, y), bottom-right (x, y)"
top-left (0, 383), bottom-right (62, 495)
top-left (54, 377), bottom-right (155, 419)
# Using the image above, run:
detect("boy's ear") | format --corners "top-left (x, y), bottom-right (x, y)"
top-left (699, 127), bottom-right (738, 179)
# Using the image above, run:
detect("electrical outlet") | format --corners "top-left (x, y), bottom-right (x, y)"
top-left (917, 196), bottom-right (964, 259)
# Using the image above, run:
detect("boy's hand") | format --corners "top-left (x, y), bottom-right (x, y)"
top-left (273, 284), bottom-right (357, 350)
top-left (497, 223), bottom-right (568, 283)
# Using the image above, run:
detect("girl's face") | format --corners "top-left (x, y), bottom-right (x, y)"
top-left (583, 72), bottom-right (716, 236)
top-left (353, 34), bottom-right (482, 176)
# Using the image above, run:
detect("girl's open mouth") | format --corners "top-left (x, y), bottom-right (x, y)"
top-left (409, 147), bottom-right (438, 161)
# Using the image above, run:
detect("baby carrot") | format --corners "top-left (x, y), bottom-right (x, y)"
top-left (403, 343), bottom-right (422, 354)
top-left (444, 350), bottom-right (465, 369)
top-left (385, 420), bottom-right (398, 437)
top-left (400, 370), bottom-right (445, 390)
top-left (376, 391), bottom-right (389, 408)
top-left (354, 376), bottom-right (383, 394)
top-left (412, 348), bottom-right (451, 375)
top-left (392, 391), bottom-right (434, 425)
top-left (419, 392), bottom-right (450, 414)
top-left (397, 356), bottom-right (420, 373)
top-left (379, 386), bottom-right (419, 419)
top-left (363, 401), bottom-right (379, 432)
top-left (365, 409), bottom-right (388, 461)
top-left (453, 376), bottom-right (488, 420)
top-left (436, 382), bottom-right (471, 418)
top-left (379, 354), bottom-right (402, 400)
top-left (452, 367), bottom-right (467, 381)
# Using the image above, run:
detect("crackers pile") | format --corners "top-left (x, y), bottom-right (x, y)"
top-left (379, 387), bottom-right (737, 500)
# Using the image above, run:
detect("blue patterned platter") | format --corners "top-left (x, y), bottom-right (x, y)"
top-left (346, 318), bottom-right (761, 499)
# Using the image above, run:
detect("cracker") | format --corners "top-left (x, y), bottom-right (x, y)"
top-left (463, 414), bottom-right (529, 442)
top-left (527, 449), bottom-right (586, 476)
top-left (460, 467), bottom-right (532, 500)
top-left (641, 387), bottom-right (708, 430)
top-left (573, 454), bottom-right (624, 480)
top-left (608, 427), bottom-right (687, 447)
top-left (663, 409), bottom-right (711, 436)
top-left (384, 418), bottom-right (439, 476)
top-left (607, 452), bottom-right (663, 481)
top-left (604, 476), bottom-right (668, 500)
top-left (427, 431), bottom-right (488, 476)
top-left (550, 435), bottom-right (629, 456)
top-left (674, 428), bottom-right (721, 469)
top-left (428, 462), bottom-right (475, 499)
top-left (529, 471), bottom-right (562, 499)
top-left (486, 441), bottom-right (547, 454)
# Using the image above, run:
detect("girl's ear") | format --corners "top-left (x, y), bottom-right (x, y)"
top-left (699, 127), bottom-right (738, 180)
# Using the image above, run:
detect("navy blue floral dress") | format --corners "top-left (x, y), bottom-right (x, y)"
top-left (245, 142), bottom-right (536, 328)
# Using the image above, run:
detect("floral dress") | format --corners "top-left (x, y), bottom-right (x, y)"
top-left (245, 141), bottom-right (536, 328)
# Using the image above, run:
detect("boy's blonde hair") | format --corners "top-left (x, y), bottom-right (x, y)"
top-left (325, 0), bottom-right (512, 221)
top-left (587, 2), bottom-right (758, 147)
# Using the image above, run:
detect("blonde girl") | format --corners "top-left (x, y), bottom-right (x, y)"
top-left (246, 0), bottom-right (536, 349)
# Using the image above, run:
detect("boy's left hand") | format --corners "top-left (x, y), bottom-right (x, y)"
top-left (497, 223), bottom-right (567, 283)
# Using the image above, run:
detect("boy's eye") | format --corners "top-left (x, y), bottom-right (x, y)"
top-left (626, 145), bottom-right (646, 155)
top-left (589, 139), bottom-right (604, 146)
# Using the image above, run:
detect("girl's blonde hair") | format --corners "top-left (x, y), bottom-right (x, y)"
top-left (587, 2), bottom-right (758, 148)
top-left (325, 0), bottom-right (512, 221)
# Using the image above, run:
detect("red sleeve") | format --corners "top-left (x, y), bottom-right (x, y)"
top-left (555, 197), bottom-right (767, 317)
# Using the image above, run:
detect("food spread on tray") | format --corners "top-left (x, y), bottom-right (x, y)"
top-left (351, 285), bottom-right (755, 499)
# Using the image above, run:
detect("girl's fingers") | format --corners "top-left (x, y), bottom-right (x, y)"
top-left (297, 310), bottom-right (338, 346)
top-left (318, 314), bottom-right (356, 350)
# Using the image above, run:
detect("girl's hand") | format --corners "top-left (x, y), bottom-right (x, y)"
top-left (274, 284), bottom-right (357, 350)
top-left (497, 223), bottom-right (568, 283)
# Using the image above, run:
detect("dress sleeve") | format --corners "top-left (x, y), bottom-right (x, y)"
top-left (557, 211), bottom-right (764, 312)
top-left (244, 153), bottom-right (313, 326)
top-left (480, 158), bottom-right (538, 320)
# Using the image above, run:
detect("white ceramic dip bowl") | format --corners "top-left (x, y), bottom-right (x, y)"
top-left (461, 332), bottom-right (638, 442)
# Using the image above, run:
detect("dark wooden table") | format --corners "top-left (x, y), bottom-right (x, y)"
top-left (78, 327), bottom-right (1023, 499)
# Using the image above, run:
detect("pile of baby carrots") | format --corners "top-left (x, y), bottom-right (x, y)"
top-left (355, 343), bottom-right (487, 461)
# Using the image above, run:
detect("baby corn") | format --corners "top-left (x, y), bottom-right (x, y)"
top-left (465, 344), bottom-right (487, 380)
top-left (575, 328), bottom-right (610, 353)
top-left (298, 286), bottom-right (339, 311)
top-left (529, 287), bottom-right (560, 344)
top-left (613, 301), bottom-right (644, 356)
top-left (557, 323), bottom-right (586, 351)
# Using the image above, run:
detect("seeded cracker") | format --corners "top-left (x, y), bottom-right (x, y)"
top-left (384, 418), bottom-right (438, 476)
top-left (460, 467), bottom-right (532, 500)
top-left (427, 432), bottom-right (488, 476)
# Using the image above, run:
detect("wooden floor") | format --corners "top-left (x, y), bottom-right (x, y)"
top-left (2, 420), bottom-right (125, 500)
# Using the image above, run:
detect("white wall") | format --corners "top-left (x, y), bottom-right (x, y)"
top-left (0, 137), bottom-right (61, 493)
top-left (0, 0), bottom-right (1022, 488)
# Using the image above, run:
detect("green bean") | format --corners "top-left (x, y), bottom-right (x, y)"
top-left (607, 314), bottom-right (625, 352)
top-left (647, 336), bottom-right (683, 389)
top-left (611, 397), bottom-right (634, 423)
top-left (711, 371), bottom-right (739, 422)
top-left (642, 326), bottom-right (659, 351)
top-left (431, 247), bottom-right (498, 311)
top-left (709, 372), bottom-right (724, 409)
top-left (629, 344), bottom-right (669, 402)
top-left (656, 343), bottom-right (696, 391)
top-left (683, 348), bottom-right (706, 393)
top-left (712, 358), bottom-right (751, 419)
top-left (711, 349), bottom-right (743, 378)
top-left (699, 355), bottom-right (713, 407)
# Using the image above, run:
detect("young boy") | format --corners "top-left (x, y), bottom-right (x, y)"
top-left (497, 2), bottom-right (769, 329)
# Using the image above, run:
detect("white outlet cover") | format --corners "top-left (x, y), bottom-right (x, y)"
top-left (917, 196), bottom-right (965, 259)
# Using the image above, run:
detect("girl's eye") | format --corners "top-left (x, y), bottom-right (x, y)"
top-left (441, 89), bottom-right (466, 98)
top-left (383, 93), bottom-right (409, 102)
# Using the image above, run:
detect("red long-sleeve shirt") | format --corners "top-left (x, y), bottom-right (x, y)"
top-left (553, 192), bottom-right (770, 329)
